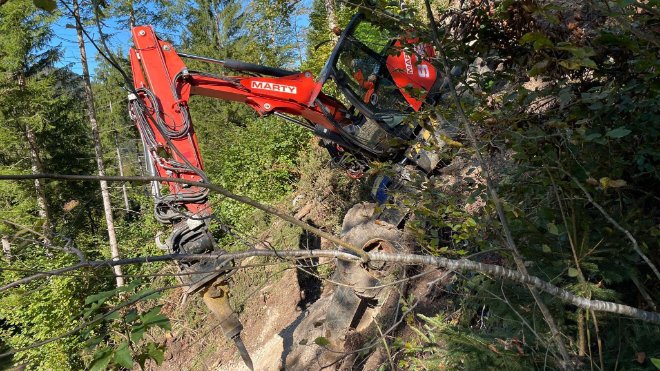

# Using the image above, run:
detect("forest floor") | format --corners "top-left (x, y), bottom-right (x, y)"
top-left (156, 249), bottom-right (453, 370)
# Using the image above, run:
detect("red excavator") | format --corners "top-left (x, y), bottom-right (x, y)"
top-left (128, 12), bottom-right (443, 369)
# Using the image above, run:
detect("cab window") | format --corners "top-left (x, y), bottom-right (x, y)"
top-left (335, 35), bottom-right (410, 117)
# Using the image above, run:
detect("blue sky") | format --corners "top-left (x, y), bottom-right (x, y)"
top-left (51, 12), bottom-right (131, 78)
top-left (51, 1), bottom-right (312, 79)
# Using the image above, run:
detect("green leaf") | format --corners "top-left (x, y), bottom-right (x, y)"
top-left (559, 55), bottom-right (597, 70)
top-left (84, 335), bottom-right (105, 350)
top-left (128, 287), bottom-right (161, 303)
top-left (542, 244), bottom-right (552, 253)
top-left (89, 347), bottom-right (113, 371)
top-left (583, 133), bottom-right (602, 142)
top-left (105, 311), bottom-right (120, 321)
top-left (113, 342), bottom-right (133, 369)
top-left (559, 59), bottom-right (581, 70)
top-left (130, 325), bottom-right (146, 343)
top-left (557, 43), bottom-right (595, 58)
top-left (314, 337), bottom-right (330, 347)
top-left (528, 59), bottom-right (550, 76)
top-left (650, 358), bottom-right (660, 370)
top-left (84, 301), bottom-right (105, 317)
top-left (141, 306), bottom-right (171, 331)
top-left (125, 309), bottom-right (138, 323)
top-left (606, 127), bottom-right (631, 138)
top-left (85, 289), bottom-right (117, 305)
top-left (568, 267), bottom-right (579, 278)
top-left (578, 58), bottom-right (598, 69)
top-left (547, 222), bottom-right (559, 235)
top-left (146, 342), bottom-right (165, 365)
top-left (140, 306), bottom-right (164, 322)
top-left (558, 88), bottom-right (574, 108)
top-left (520, 32), bottom-right (553, 49)
top-left (33, 0), bottom-right (57, 12)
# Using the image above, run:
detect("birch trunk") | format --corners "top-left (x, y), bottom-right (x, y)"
top-left (73, 0), bottom-right (124, 287)
top-left (115, 134), bottom-right (131, 213)
top-left (324, 0), bottom-right (338, 39)
top-left (1, 236), bottom-right (11, 259)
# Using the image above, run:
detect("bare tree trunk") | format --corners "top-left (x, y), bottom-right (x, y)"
top-left (1, 236), bottom-right (11, 259)
top-left (135, 140), bottom-right (145, 176)
top-left (208, 6), bottom-right (221, 49)
top-left (73, 0), bottom-right (124, 287)
top-left (128, 0), bottom-right (136, 29)
top-left (324, 0), bottom-right (338, 38)
top-left (109, 101), bottom-right (130, 212)
top-left (115, 134), bottom-right (131, 213)
top-left (24, 126), bottom-right (53, 245)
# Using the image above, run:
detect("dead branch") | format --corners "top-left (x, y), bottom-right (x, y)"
top-left (1, 248), bottom-right (659, 324)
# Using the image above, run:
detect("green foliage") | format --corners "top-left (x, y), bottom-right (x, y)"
top-left (0, 244), bottom-right (104, 370)
top-left (396, 314), bottom-right (534, 370)
top-left (80, 281), bottom-right (171, 370)
top-left (396, 0), bottom-right (660, 369)
top-left (199, 114), bottom-right (310, 228)
top-left (2, 0), bottom-right (659, 370)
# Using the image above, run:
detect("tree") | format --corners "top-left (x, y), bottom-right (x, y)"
top-left (0, 0), bottom-right (58, 244)
top-left (71, 0), bottom-right (124, 287)
top-left (0, 2), bottom-right (104, 369)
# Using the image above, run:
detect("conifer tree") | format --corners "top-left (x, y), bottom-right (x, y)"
top-left (0, 0), bottom-right (58, 244)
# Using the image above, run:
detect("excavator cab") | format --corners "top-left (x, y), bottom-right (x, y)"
top-left (315, 13), bottom-right (443, 164)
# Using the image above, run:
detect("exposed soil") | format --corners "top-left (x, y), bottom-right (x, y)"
top-left (156, 241), bottom-right (453, 370)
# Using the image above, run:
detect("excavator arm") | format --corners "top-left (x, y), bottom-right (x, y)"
top-left (128, 25), bottom-right (357, 285)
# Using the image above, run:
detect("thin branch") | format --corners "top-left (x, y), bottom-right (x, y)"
top-left (374, 317), bottom-right (396, 371)
top-left (1, 248), bottom-right (659, 324)
top-left (1, 219), bottom-right (86, 262)
top-left (0, 173), bottom-right (369, 260)
top-left (559, 168), bottom-right (660, 281)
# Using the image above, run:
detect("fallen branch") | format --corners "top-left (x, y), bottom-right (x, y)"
top-left (1, 248), bottom-right (659, 324)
